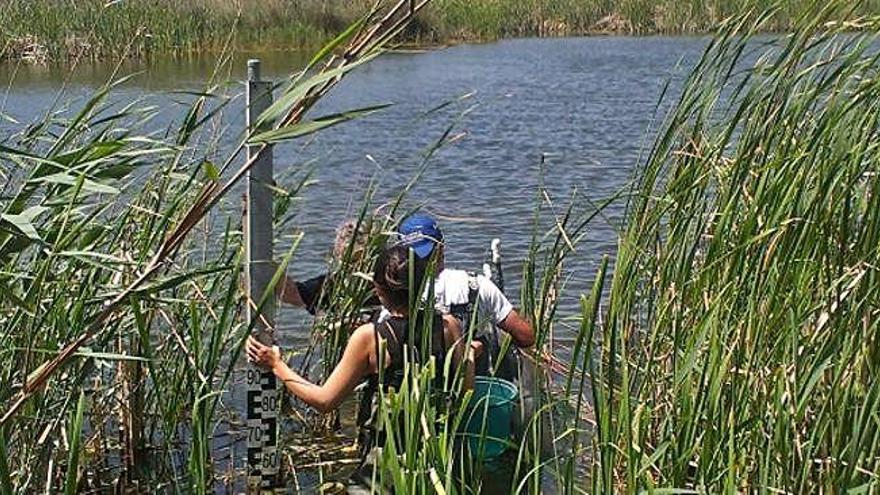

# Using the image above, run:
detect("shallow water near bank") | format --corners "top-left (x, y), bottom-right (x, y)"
top-left (1, 36), bottom-right (706, 490)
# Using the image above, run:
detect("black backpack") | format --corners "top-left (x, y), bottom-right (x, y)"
top-left (355, 311), bottom-right (447, 459)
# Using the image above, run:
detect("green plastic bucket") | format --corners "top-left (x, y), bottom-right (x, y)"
top-left (464, 376), bottom-right (518, 459)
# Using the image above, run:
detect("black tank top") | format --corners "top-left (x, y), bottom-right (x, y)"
top-left (375, 312), bottom-right (446, 388)
top-left (355, 310), bottom-right (447, 457)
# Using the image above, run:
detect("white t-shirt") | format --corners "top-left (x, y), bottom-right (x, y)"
top-left (377, 268), bottom-right (513, 334)
top-left (433, 269), bottom-right (513, 333)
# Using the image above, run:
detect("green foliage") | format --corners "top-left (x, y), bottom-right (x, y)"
top-left (377, 3), bottom-right (880, 493)
top-left (0, 73), bottom-right (246, 491)
top-left (0, 0), bottom-right (343, 62)
top-left (4, 1), bottom-right (880, 493)
top-left (0, 7), bottom-right (406, 490)
top-left (6, 0), bottom-right (880, 63)
top-left (63, 392), bottom-right (85, 495)
top-left (585, 3), bottom-right (880, 491)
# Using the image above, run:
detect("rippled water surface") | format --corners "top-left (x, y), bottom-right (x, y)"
top-left (2, 38), bottom-right (706, 332)
top-left (2, 36), bottom-right (707, 489)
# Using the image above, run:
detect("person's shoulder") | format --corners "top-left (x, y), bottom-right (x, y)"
top-left (437, 268), bottom-right (467, 280)
top-left (440, 313), bottom-right (462, 337)
top-left (351, 322), bottom-right (376, 341)
top-left (437, 268), bottom-right (471, 284)
top-left (436, 268), bottom-right (468, 288)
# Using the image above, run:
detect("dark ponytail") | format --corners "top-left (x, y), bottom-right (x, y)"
top-left (373, 244), bottom-right (427, 313)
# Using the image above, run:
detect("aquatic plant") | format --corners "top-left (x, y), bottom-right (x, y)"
top-left (378, 2), bottom-right (880, 492)
top-left (0, 0), bottom-right (363, 63)
top-left (7, 0), bottom-right (880, 63)
top-left (0, 2), bottom-right (433, 491)
top-left (4, 0), bottom-right (880, 492)
top-left (583, 3), bottom-right (880, 491)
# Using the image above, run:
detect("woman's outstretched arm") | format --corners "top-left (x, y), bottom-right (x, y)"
top-left (246, 324), bottom-right (376, 413)
top-left (276, 273), bottom-right (306, 307)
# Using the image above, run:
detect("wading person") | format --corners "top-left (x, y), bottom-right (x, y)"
top-left (276, 219), bottom-right (380, 316)
top-left (247, 243), bottom-right (473, 489)
top-left (395, 212), bottom-right (534, 379)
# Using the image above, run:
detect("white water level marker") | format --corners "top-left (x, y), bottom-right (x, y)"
top-left (244, 58), bottom-right (281, 492)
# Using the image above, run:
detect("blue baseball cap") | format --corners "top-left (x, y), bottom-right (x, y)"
top-left (397, 212), bottom-right (443, 259)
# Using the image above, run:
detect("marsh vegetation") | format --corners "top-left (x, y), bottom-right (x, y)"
top-left (1, 1), bottom-right (879, 493)
top-left (6, 0), bottom-right (880, 63)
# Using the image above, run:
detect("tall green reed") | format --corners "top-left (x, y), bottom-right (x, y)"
top-left (344, 179), bottom-right (616, 494)
top-left (345, 238), bottom-right (521, 495)
top-left (373, 4), bottom-right (880, 492)
top-left (0, 2), bottom-right (432, 491)
top-left (10, 0), bottom-right (880, 63)
top-left (585, 2), bottom-right (880, 491)
top-left (7, 0), bottom-right (878, 492)
top-left (0, 78), bottom-right (239, 491)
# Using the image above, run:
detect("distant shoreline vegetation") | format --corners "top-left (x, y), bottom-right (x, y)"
top-left (3, 0), bottom-right (877, 64)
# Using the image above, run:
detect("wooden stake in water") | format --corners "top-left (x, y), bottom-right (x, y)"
top-left (245, 58), bottom-right (280, 492)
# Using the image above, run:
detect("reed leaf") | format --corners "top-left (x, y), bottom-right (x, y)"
top-left (63, 391), bottom-right (85, 495)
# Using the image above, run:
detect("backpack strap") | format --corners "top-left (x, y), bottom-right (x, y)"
top-left (466, 271), bottom-right (479, 307)
top-left (449, 271), bottom-right (480, 331)
top-left (355, 319), bottom-right (383, 461)
top-left (378, 318), bottom-right (406, 370)
top-left (355, 315), bottom-right (413, 461)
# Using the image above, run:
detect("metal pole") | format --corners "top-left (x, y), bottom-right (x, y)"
top-left (244, 58), bottom-right (280, 492)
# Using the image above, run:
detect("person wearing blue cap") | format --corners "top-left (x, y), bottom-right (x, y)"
top-left (396, 212), bottom-right (535, 378)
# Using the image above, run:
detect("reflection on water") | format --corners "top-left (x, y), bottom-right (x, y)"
top-left (1, 36), bottom-right (705, 491)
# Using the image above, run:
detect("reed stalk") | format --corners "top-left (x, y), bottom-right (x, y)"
top-left (7, 0), bottom-right (880, 63)
top-left (0, 2), bottom-right (431, 491)
top-left (584, 2), bottom-right (880, 491)
top-left (4, 1), bottom-right (879, 493)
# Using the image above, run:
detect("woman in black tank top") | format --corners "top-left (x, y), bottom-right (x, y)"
top-left (246, 244), bottom-right (472, 418)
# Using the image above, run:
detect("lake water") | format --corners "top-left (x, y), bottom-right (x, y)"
top-left (1, 36), bottom-right (707, 338)
top-left (1, 36), bottom-right (706, 489)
